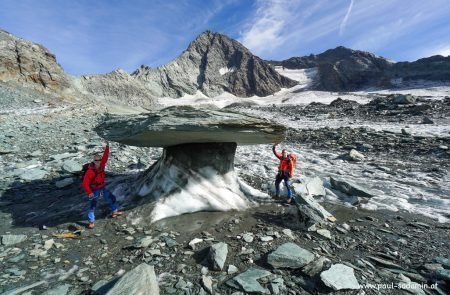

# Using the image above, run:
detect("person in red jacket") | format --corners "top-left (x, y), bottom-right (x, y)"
top-left (272, 143), bottom-right (294, 203)
top-left (82, 142), bottom-right (122, 228)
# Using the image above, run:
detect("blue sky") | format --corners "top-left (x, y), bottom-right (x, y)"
top-left (1, 0), bottom-right (449, 75)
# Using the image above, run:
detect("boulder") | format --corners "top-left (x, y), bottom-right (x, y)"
top-left (206, 242), bottom-right (228, 271)
top-left (267, 243), bottom-right (315, 269)
top-left (62, 159), bottom-right (83, 174)
top-left (292, 183), bottom-right (335, 228)
top-left (106, 263), bottom-right (159, 295)
top-left (16, 168), bottom-right (48, 181)
top-left (330, 177), bottom-right (374, 198)
top-left (320, 264), bottom-right (360, 290)
top-left (95, 106), bottom-right (285, 147)
top-left (227, 268), bottom-right (272, 294)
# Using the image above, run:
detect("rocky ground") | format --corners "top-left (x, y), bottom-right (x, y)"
top-left (0, 93), bottom-right (449, 294)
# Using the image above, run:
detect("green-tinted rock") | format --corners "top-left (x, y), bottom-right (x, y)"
top-left (267, 243), bottom-right (315, 269)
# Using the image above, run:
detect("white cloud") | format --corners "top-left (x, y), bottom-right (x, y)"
top-left (339, 0), bottom-right (354, 35)
top-left (239, 0), bottom-right (298, 55)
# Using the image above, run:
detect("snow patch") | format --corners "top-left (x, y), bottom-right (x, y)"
top-left (219, 67), bottom-right (235, 75)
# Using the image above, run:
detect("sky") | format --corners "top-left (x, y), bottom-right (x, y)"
top-left (1, 0), bottom-right (449, 75)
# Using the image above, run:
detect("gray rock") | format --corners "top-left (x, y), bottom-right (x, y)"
top-left (436, 269), bottom-right (450, 281)
top-left (133, 236), bottom-right (154, 248)
top-left (367, 256), bottom-right (403, 269)
top-left (1, 234), bottom-right (27, 246)
top-left (421, 117), bottom-right (434, 124)
top-left (302, 256), bottom-right (331, 277)
top-left (242, 233), bottom-right (254, 243)
top-left (207, 242), bottom-right (228, 271)
top-left (6, 267), bottom-right (26, 276)
top-left (15, 168), bottom-right (48, 181)
top-left (260, 236), bottom-right (273, 242)
top-left (316, 229), bottom-right (331, 239)
top-left (55, 178), bottom-right (74, 188)
top-left (228, 265), bottom-right (239, 275)
top-left (349, 149), bottom-right (365, 161)
top-left (295, 177), bottom-right (326, 197)
top-left (106, 263), bottom-right (159, 295)
top-left (62, 159), bottom-right (82, 174)
top-left (267, 243), bottom-right (315, 269)
top-left (96, 107), bottom-right (285, 147)
top-left (292, 183), bottom-right (335, 227)
top-left (281, 229), bottom-right (295, 240)
top-left (330, 176), bottom-right (374, 198)
top-left (201, 275), bottom-right (213, 294)
top-left (42, 284), bottom-right (72, 295)
top-left (320, 264), bottom-right (360, 290)
top-left (391, 94), bottom-right (416, 104)
top-left (228, 268), bottom-right (272, 294)
top-left (433, 257), bottom-right (450, 269)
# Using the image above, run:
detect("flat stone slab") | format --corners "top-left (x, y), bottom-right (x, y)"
top-left (267, 242), bottom-right (315, 269)
top-left (95, 106), bottom-right (286, 147)
top-left (227, 267), bottom-right (272, 293)
top-left (320, 264), bottom-right (360, 290)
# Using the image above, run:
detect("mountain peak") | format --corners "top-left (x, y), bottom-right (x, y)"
top-left (133, 31), bottom-right (297, 97)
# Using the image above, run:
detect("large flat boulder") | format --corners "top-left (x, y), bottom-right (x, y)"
top-left (267, 243), bottom-right (315, 269)
top-left (95, 106), bottom-right (285, 147)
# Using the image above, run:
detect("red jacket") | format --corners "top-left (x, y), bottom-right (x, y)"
top-left (273, 145), bottom-right (293, 177)
top-left (82, 145), bottom-right (109, 195)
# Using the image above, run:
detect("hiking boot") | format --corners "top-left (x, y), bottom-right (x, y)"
top-left (87, 222), bottom-right (95, 229)
top-left (111, 211), bottom-right (124, 218)
top-left (286, 198), bottom-right (293, 204)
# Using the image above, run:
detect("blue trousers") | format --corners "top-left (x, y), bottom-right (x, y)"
top-left (87, 187), bottom-right (118, 222)
top-left (275, 171), bottom-right (292, 199)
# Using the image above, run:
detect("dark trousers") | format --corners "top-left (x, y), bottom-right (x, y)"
top-left (275, 171), bottom-right (292, 198)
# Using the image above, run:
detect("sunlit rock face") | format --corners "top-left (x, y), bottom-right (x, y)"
top-left (0, 29), bottom-right (70, 91)
top-left (95, 106), bottom-right (285, 224)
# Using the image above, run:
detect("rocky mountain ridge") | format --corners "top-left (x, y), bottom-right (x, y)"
top-left (0, 29), bottom-right (297, 107)
top-left (131, 31), bottom-right (297, 97)
top-left (270, 46), bottom-right (450, 91)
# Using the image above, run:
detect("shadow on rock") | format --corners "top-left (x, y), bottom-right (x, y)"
top-left (0, 172), bottom-right (139, 229)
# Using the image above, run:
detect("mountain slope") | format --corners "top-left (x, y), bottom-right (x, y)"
top-left (131, 31), bottom-right (298, 97)
top-left (272, 46), bottom-right (450, 91)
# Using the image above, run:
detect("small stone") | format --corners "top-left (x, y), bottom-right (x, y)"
top-left (44, 239), bottom-right (55, 250)
top-left (188, 238), bottom-right (203, 250)
top-left (268, 243), bottom-right (315, 269)
top-left (260, 236), bottom-right (273, 242)
top-left (282, 229), bottom-right (295, 240)
top-left (242, 233), bottom-right (254, 243)
top-left (316, 229), bottom-right (331, 239)
top-left (228, 265), bottom-right (239, 275)
top-left (349, 149), bottom-right (365, 161)
top-left (201, 275), bottom-right (213, 294)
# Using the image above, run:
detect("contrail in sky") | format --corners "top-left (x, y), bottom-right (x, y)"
top-left (339, 0), bottom-right (354, 35)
